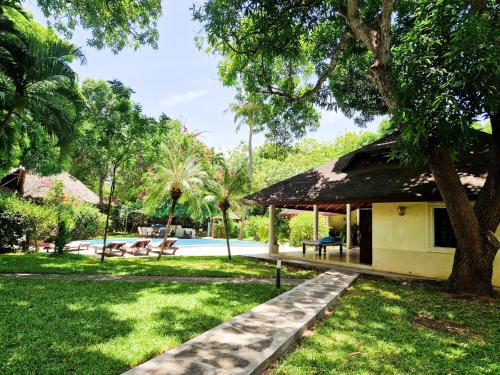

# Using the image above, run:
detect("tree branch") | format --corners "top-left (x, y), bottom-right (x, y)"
top-left (258, 32), bottom-right (351, 102)
top-left (379, 0), bottom-right (393, 66)
top-left (346, 0), bottom-right (375, 52)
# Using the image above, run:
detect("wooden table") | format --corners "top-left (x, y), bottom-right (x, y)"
top-left (302, 240), bottom-right (343, 256)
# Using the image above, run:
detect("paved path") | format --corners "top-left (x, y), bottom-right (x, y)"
top-left (123, 269), bottom-right (358, 375)
top-left (0, 272), bottom-right (305, 285)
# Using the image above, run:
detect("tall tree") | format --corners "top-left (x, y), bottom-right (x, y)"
top-left (27, 0), bottom-right (162, 53)
top-left (0, 1), bottom-right (84, 174)
top-left (194, 0), bottom-right (499, 295)
top-left (226, 97), bottom-right (266, 239)
top-left (71, 79), bottom-right (137, 205)
top-left (144, 142), bottom-right (207, 260)
top-left (93, 80), bottom-right (151, 262)
top-left (206, 158), bottom-right (249, 259)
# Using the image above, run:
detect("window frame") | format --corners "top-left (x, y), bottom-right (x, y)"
top-left (427, 203), bottom-right (456, 254)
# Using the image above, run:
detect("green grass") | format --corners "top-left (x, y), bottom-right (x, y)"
top-left (0, 253), bottom-right (314, 278)
top-left (271, 278), bottom-right (499, 375)
top-left (0, 278), bottom-right (290, 374)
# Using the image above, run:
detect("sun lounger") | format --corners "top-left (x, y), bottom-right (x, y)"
top-left (123, 239), bottom-right (151, 256)
top-left (37, 239), bottom-right (55, 252)
top-left (147, 238), bottom-right (179, 255)
top-left (94, 242), bottom-right (127, 257)
top-left (63, 241), bottom-right (90, 253)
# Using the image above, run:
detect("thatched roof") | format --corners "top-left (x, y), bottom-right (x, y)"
top-left (246, 133), bottom-right (489, 213)
top-left (0, 167), bottom-right (99, 205)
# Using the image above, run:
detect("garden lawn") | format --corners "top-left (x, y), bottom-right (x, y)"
top-left (271, 278), bottom-right (499, 375)
top-left (0, 253), bottom-right (313, 278)
top-left (0, 278), bottom-right (290, 374)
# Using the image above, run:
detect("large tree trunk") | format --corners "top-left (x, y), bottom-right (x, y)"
top-left (222, 206), bottom-right (232, 260)
top-left (428, 145), bottom-right (498, 296)
top-left (158, 197), bottom-right (178, 261)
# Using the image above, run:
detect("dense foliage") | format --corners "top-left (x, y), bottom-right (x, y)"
top-left (289, 213), bottom-right (329, 247)
top-left (0, 194), bottom-right (56, 251)
top-left (0, 2), bottom-right (84, 175)
top-left (71, 204), bottom-right (106, 240)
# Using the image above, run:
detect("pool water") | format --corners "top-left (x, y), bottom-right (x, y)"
top-left (88, 238), bottom-right (266, 246)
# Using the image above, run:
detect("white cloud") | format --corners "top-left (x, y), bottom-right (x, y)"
top-left (160, 89), bottom-right (209, 108)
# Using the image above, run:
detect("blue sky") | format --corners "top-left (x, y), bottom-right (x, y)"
top-left (24, 1), bottom-right (380, 150)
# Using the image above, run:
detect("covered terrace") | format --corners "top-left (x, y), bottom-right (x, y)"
top-left (245, 133), bottom-right (489, 270)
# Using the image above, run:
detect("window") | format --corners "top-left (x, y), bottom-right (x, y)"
top-left (433, 208), bottom-right (457, 248)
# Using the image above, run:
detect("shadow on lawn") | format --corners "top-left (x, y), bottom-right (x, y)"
top-left (0, 278), bottom-right (284, 374)
top-left (0, 278), bottom-right (137, 374)
top-left (273, 279), bottom-right (499, 375)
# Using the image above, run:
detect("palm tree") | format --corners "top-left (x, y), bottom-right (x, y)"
top-left (207, 159), bottom-right (250, 259)
top-left (145, 144), bottom-right (207, 260)
top-left (226, 99), bottom-right (265, 239)
top-left (0, 3), bottom-right (84, 169)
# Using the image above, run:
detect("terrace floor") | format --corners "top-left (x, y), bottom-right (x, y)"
top-left (276, 246), bottom-right (373, 270)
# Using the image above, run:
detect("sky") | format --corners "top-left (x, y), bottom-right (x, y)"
top-left (23, 1), bottom-right (381, 151)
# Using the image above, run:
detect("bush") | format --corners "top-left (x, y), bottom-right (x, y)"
top-left (212, 217), bottom-right (239, 239)
top-left (289, 213), bottom-right (329, 247)
top-left (0, 211), bottom-right (30, 253)
top-left (0, 194), bottom-right (57, 252)
top-left (244, 216), bottom-right (268, 240)
top-left (244, 215), bottom-right (290, 243)
top-left (71, 204), bottom-right (106, 240)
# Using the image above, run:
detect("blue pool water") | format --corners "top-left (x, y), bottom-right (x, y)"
top-left (88, 238), bottom-right (265, 246)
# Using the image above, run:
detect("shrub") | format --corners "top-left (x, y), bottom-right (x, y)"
top-left (244, 214), bottom-right (290, 243)
top-left (71, 204), bottom-right (106, 240)
top-left (289, 213), bottom-right (329, 247)
top-left (0, 194), bottom-right (57, 251)
top-left (212, 218), bottom-right (238, 238)
top-left (0, 211), bottom-right (30, 253)
top-left (244, 216), bottom-right (268, 240)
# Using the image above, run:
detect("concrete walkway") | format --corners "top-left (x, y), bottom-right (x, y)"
top-left (0, 272), bottom-right (306, 285)
top-left (123, 269), bottom-right (358, 375)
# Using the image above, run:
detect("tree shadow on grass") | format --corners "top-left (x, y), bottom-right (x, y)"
top-left (152, 282), bottom-right (286, 338)
top-left (272, 279), bottom-right (499, 375)
top-left (0, 279), bottom-right (285, 375)
top-left (0, 278), bottom-right (141, 374)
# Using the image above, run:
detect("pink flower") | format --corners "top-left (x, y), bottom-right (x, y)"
top-left (182, 125), bottom-right (188, 133)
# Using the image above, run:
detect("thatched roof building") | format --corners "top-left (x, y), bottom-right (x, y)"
top-left (0, 167), bottom-right (99, 205)
top-left (246, 133), bottom-right (489, 212)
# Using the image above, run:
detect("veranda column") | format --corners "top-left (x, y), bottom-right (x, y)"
top-left (313, 204), bottom-right (319, 240)
top-left (346, 203), bottom-right (352, 249)
top-left (268, 205), bottom-right (277, 254)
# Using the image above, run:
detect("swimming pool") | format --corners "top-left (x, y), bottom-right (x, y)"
top-left (87, 238), bottom-right (266, 246)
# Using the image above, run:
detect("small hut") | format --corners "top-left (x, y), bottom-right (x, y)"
top-left (0, 167), bottom-right (99, 205)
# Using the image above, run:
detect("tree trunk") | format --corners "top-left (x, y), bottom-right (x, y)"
top-left (238, 126), bottom-right (253, 240)
top-left (158, 198), bottom-right (177, 261)
top-left (101, 166), bottom-right (118, 263)
top-left (248, 125), bottom-right (253, 182)
top-left (98, 175), bottom-right (105, 206)
top-left (222, 208), bottom-right (232, 260)
top-left (428, 148), bottom-right (497, 296)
